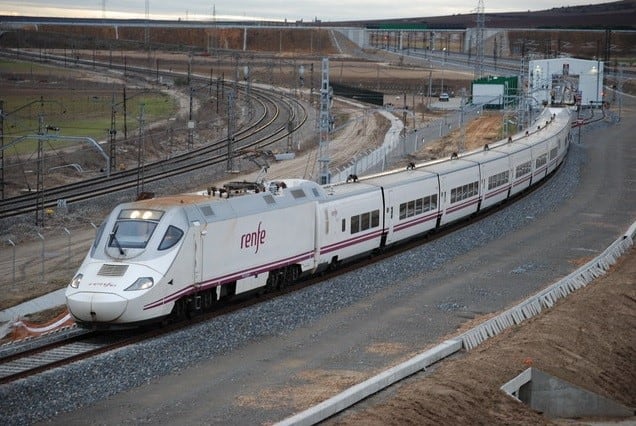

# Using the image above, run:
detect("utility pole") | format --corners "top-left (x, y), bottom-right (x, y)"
top-left (123, 86), bottom-right (128, 141)
top-left (36, 113), bottom-right (44, 226)
top-left (475, 0), bottom-right (485, 79)
top-left (0, 100), bottom-right (4, 200)
top-left (188, 86), bottom-right (194, 150)
top-left (227, 92), bottom-right (236, 172)
top-left (109, 92), bottom-right (117, 172)
top-left (318, 58), bottom-right (332, 185)
top-left (136, 104), bottom-right (146, 197)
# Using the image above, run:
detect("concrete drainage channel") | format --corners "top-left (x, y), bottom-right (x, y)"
top-left (501, 367), bottom-right (634, 419)
top-left (276, 220), bottom-right (636, 426)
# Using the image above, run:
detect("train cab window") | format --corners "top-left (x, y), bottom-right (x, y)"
top-left (159, 225), bottom-right (184, 251)
top-left (91, 222), bottom-right (106, 256)
top-left (110, 220), bottom-right (157, 249)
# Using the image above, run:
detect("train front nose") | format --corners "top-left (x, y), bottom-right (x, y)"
top-left (67, 292), bottom-right (128, 322)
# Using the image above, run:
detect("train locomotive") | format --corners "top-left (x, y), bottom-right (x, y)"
top-left (66, 107), bottom-right (573, 327)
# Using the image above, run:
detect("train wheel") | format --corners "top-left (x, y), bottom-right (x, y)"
top-left (266, 272), bottom-right (278, 292)
top-left (277, 270), bottom-right (288, 290)
top-left (287, 265), bottom-right (300, 282)
top-left (172, 298), bottom-right (187, 320)
top-left (293, 265), bottom-right (300, 281)
top-left (202, 289), bottom-right (217, 309)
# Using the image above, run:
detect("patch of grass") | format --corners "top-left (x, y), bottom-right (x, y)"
top-left (1, 58), bottom-right (178, 154)
top-left (2, 91), bottom-right (177, 155)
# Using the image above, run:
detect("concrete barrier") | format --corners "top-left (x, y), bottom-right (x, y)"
top-left (459, 227), bottom-right (634, 351)
top-left (276, 339), bottom-right (462, 426)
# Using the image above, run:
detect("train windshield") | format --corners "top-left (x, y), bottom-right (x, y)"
top-left (108, 209), bottom-right (164, 250)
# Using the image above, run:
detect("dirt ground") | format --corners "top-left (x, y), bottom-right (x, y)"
top-left (329, 247), bottom-right (636, 425)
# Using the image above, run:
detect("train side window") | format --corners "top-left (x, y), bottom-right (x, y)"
top-left (371, 210), bottom-right (380, 227)
top-left (361, 212), bottom-right (370, 231)
top-left (158, 225), bottom-right (184, 250)
top-left (415, 198), bottom-right (423, 214)
top-left (407, 200), bottom-right (415, 217)
top-left (351, 216), bottom-right (360, 234)
top-left (342, 218), bottom-right (346, 232)
top-left (399, 203), bottom-right (407, 220)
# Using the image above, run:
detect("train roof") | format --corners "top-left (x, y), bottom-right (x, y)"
top-left (417, 157), bottom-right (479, 174)
top-left (322, 181), bottom-right (382, 198)
top-left (460, 145), bottom-right (510, 164)
top-left (359, 168), bottom-right (438, 187)
top-left (122, 179), bottom-right (328, 223)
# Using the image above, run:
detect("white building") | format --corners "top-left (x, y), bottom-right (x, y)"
top-left (528, 58), bottom-right (604, 108)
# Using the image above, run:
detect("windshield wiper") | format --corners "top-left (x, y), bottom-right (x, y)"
top-left (109, 224), bottom-right (125, 256)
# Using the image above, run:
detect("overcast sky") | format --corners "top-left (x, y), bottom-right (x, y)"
top-left (0, 1), bottom-right (615, 22)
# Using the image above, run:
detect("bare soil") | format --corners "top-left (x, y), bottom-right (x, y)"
top-left (329, 248), bottom-right (636, 425)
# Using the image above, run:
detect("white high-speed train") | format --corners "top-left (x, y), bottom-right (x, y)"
top-left (66, 107), bottom-right (573, 327)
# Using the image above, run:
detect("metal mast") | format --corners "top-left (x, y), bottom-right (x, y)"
top-left (144, 0), bottom-right (150, 47)
top-left (475, 0), bottom-right (485, 79)
top-left (318, 58), bottom-right (332, 185)
top-left (0, 100), bottom-right (4, 200)
top-left (109, 92), bottom-right (117, 172)
top-left (226, 91), bottom-right (236, 173)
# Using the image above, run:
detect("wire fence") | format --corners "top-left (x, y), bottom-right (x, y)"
top-left (331, 106), bottom-right (483, 182)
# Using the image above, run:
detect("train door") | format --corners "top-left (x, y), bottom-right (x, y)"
top-left (191, 220), bottom-right (204, 287)
top-left (382, 188), bottom-right (395, 245)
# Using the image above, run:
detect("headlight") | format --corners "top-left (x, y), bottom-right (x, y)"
top-left (125, 277), bottom-right (154, 291)
top-left (69, 274), bottom-right (83, 289)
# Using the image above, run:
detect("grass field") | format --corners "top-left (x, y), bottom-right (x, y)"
top-left (1, 59), bottom-right (178, 155)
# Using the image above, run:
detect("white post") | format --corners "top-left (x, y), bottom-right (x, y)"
top-left (7, 239), bottom-right (16, 283)
top-left (37, 231), bottom-right (45, 281)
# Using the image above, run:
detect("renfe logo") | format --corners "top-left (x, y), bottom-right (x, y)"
top-left (240, 221), bottom-right (266, 254)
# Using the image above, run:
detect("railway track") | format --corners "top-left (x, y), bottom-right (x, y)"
top-left (0, 329), bottom-right (133, 384)
top-left (0, 49), bottom-right (309, 220)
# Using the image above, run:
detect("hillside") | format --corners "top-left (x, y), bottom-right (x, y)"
top-left (333, 0), bottom-right (636, 30)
